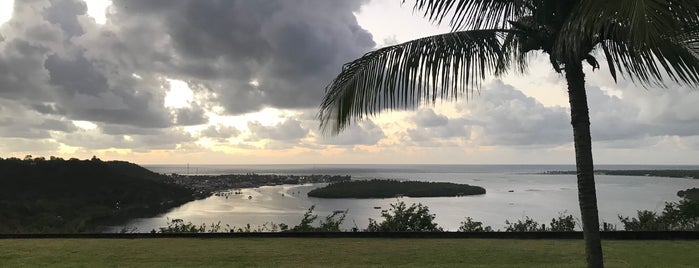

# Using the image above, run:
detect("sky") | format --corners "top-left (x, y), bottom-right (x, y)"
top-left (0, 0), bottom-right (698, 165)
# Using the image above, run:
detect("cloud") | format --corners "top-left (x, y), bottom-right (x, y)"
top-left (247, 119), bottom-right (309, 141)
top-left (463, 81), bottom-right (571, 146)
top-left (56, 127), bottom-right (195, 151)
top-left (0, 138), bottom-right (59, 153)
top-left (200, 125), bottom-right (241, 140)
top-left (95, 0), bottom-right (376, 115)
top-left (173, 107), bottom-right (208, 126)
top-left (0, 0), bottom-right (378, 157)
top-left (413, 109), bottom-right (448, 127)
top-left (319, 119), bottom-right (385, 146)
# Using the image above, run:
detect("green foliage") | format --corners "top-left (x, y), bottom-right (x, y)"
top-left (366, 201), bottom-right (442, 232)
top-left (505, 216), bottom-right (545, 232)
top-left (677, 187), bottom-right (699, 201)
top-left (458, 217), bottom-right (493, 232)
top-left (307, 179), bottom-right (485, 198)
top-left (619, 198), bottom-right (699, 231)
top-left (231, 222), bottom-right (288, 233)
top-left (549, 213), bottom-right (577, 232)
top-left (288, 205), bottom-right (348, 232)
top-left (156, 219), bottom-right (290, 233)
top-left (290, 206), bottom-right (320, 232)
top-left (601, 222), bottom-right (617, 231)
top-left (504, 213), bottom-right (577, 232)
top-left (319, 0), bottom-right (699, 132)
top-left (158, 219), bottom-right (207, 233)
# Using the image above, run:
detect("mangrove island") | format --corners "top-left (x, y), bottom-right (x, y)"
top-left (307, 179), bottom-right (486, 198)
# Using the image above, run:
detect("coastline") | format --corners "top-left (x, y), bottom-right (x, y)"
top-left (543, 169), bottom-right (699, 179)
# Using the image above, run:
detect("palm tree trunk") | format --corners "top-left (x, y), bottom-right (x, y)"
top-left (565, 61), bottom-right (604, 268)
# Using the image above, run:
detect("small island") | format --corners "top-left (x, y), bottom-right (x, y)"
top-left (307, 179), bottom-right (486, 199)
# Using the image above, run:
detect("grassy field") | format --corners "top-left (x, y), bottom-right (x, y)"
top-left (1, 238), bottom-right (697, 267)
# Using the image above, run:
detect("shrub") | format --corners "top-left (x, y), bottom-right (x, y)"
top-left (548, 213), bottom-right (577, 231)
top-left (504, 216), bottom-right (544, 232)
top-left (158, 218), bottom-right (206, 233)
top-left (458, 217), bottom-right (493, 232)
top-left (619, 198), bottom-right (698, 231)
top-left (288, 205), bottom-right (347, 232)
top-left (366, 201), bottom-right (442, 232)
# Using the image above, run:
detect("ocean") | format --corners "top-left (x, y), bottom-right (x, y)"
top-left (111, 164), bottom-right (699, 232)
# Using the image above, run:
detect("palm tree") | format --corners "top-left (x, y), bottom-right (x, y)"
top-left (318, 1), bottom-right (699, 267)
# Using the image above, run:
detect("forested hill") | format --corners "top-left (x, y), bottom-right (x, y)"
top-left (0, 157), bottom-right (195, 233)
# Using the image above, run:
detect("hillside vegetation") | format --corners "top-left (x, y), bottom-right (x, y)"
top-left (0, 157), bottom-right (195, 233)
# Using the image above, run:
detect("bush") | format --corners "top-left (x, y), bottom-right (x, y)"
top-left (504, 217), bottom-right (544, 232)
top-left (288, 205), bottom-right (347, 232)
top-left (548, 213), bottom-right (577, 231)
top-left (366, 201), bottom-right (442, 232)
top-left (458, 217), bottom-right (493, 232)
top-left (158, 219), bottom-right (207, 233)
top-left (619, 198), bottom-right (699, 231)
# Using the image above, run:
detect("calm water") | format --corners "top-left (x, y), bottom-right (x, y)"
top-left (112, 165), bottom-right (699, 232)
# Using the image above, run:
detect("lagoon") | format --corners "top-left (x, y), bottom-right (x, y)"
top-left (112, 165), bottom-right (699, 232)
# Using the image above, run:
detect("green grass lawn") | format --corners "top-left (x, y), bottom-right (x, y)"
top-left (1, 238), bottom-right (697, 267)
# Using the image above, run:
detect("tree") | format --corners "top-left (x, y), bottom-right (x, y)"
top-left (318, 1), bottom-right (699, 267)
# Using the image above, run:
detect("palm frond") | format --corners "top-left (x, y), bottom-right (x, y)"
top-left (409, 0), bottom-right (531, 31)
top-left (318, 30), bottom-right (514, 134)
top-left (557, 0), bottom-right (699, 56)
top-left (598, 35), bottom-right (699, 87)
top-left (556, 0), bottom-right (699, 86)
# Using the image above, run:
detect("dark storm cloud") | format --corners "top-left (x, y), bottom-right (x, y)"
top-left (173, 107), bottom-right (208, 126)
top-left (0, 39), bottom-right (53, 101)
top-left (0, 99), bottom-right (76, 139)
top-left (39, 118), bottom-right (78, 132)
top-left (43, 0), bottom-right (85, 37)
top-left (107, 0), bottom-right (375, 114)
top-left (0, 0), bottom-right (187, 131)
top-left (0, 0), bottom-right (379, 152)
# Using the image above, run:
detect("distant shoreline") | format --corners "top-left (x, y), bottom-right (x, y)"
top-left (543, 170), bottom-right (699, 179)
top-left (169, 173), bottom-right (351, 196)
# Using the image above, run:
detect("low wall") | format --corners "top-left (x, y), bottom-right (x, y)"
top-left (1, 231), bottom-right (698, 240)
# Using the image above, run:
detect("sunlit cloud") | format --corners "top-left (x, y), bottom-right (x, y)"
top-left (164, 79), bottom-right (194, 109)
top-left (72, 121), bottom-right (98, 130)
top-left (83, 0), bottom-right (111, 25)
top-left (0, 0), bottom-right (13, 26)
